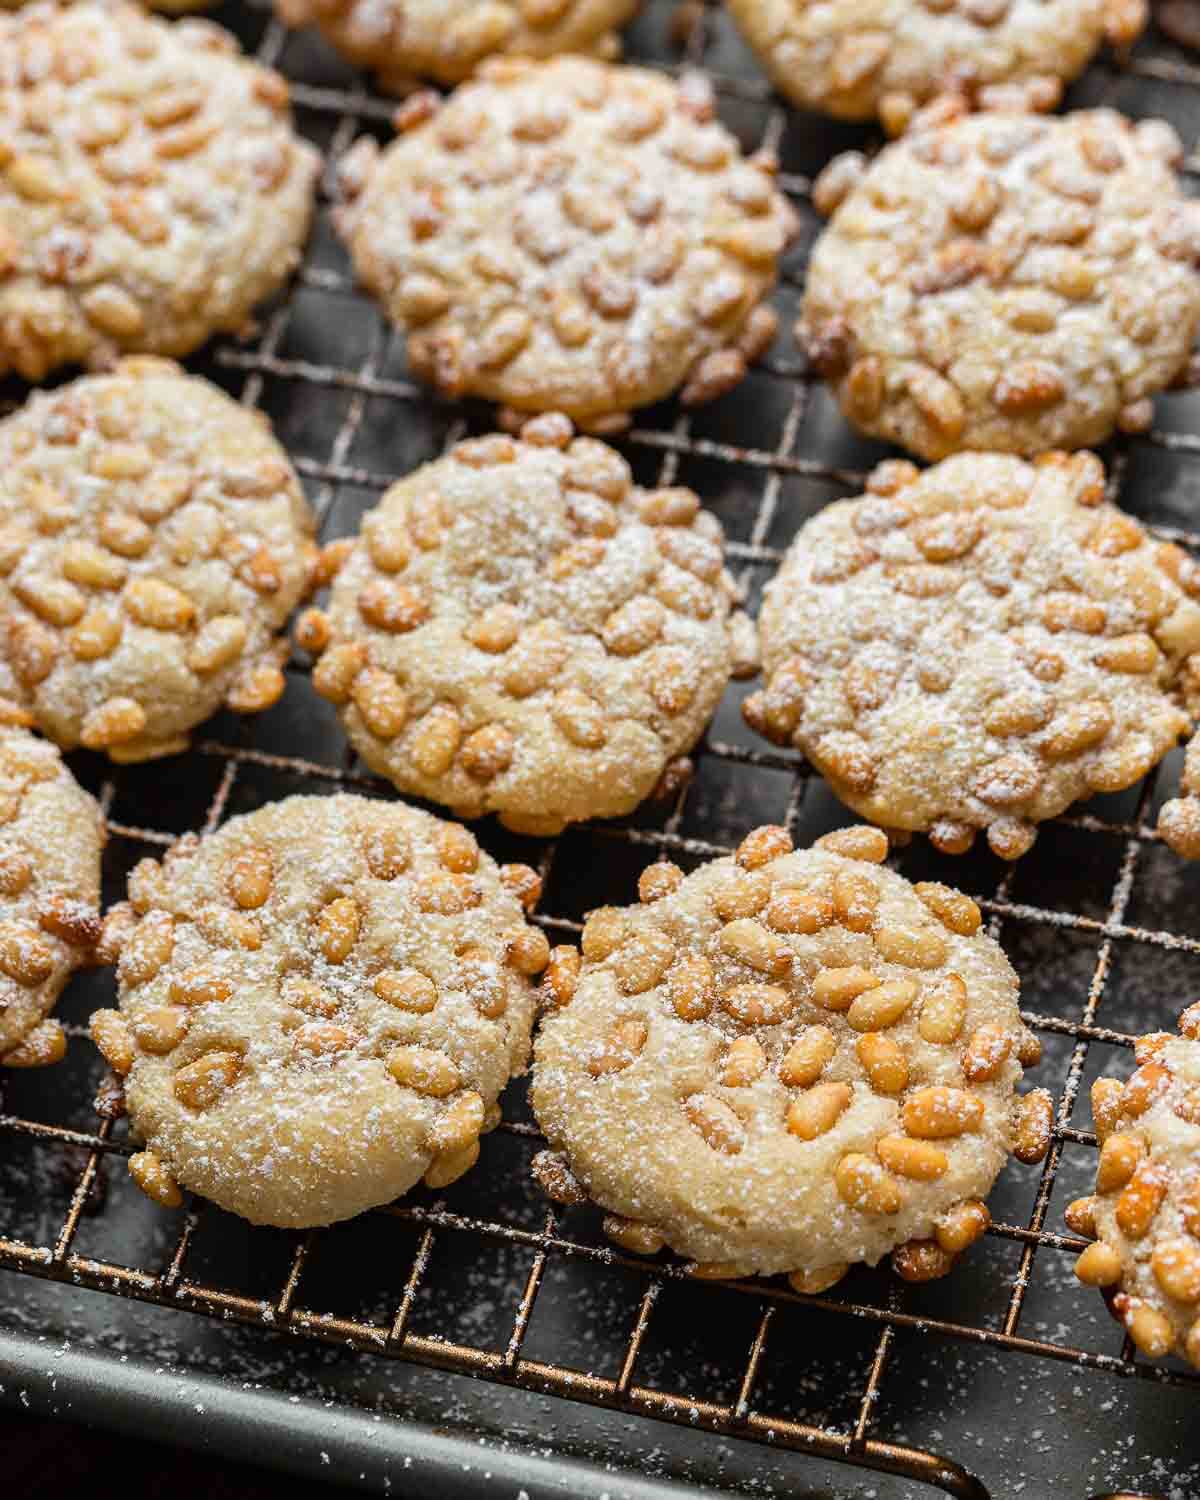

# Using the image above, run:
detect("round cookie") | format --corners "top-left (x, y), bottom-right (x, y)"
top-left (0, 359), bottom-right (317, 763)
top-left (334, 57), bottom-right (793, 430)
top-left (746, 451), bottom-right (1200, 860)
top-left (725, 0), bottom-right (1143, 129)
top-left (0, 1), bottom-right (319, 380)
top-left (275, 0), bottom-right (639, 93)
top-left (0, 723), bottom-right (102, 1067)
top-left (303, 420), bottom-right (737, 836)
top-left (800, 107), bottom-right (1200, 461)
top-left (89, 793), bottom-right (547, 1228)
top-left (1068, 1009), bottom-right (1200, 1367)
top-left (531, 824), bottom-right (1050, 1285)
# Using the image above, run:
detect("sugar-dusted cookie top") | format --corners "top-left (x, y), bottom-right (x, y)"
top-left (0, 360), bottom-right (316, 763)
top-left (0, 0), bottom-right (318, 379)
top-left (90, 793), bottom-right (547, 1227)
top-left (747, 451), bottom-right (1200, 859)
top-left (532, 824), bottom-right (1049, 1284)
top-left (336, 57), bottom-right (793, 429)
top-left (304, 420), bottom-right (737, 835)
top-left (801, 108), bottom-right (1200, 460)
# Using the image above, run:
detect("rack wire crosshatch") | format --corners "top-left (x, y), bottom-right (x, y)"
top-left (5, 3), bottom-right (1200, 1497)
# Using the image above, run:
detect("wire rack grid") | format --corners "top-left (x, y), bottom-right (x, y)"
top-left (4, 3), bottom-right (1200, 1498)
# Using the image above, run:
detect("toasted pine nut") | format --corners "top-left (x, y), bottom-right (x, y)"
top-left (736, 825), bottom-right (794, 869)
top-left (541, 946), bottom-right (581, 1008)
top-left (387, 1045), bottom-right (461, 1097)
top-left (174, 1050), bottom-right (241, 1109)
top-left (848, 978), bottom-right (918, 1033)
top-left (530, 1149), bottom-right (586, 1205)
top-left (228, 847), bottom-right (273, 910)
top-left (779, 1025), bottom-right (836, 1087)
top-left (1091, 1076), bottom-right (1125, 1142)
top-left (1115, 1165), bottom-right (1167, 1239)
top-left (90, 1008), bottom-right (135, 1075)
top-left (667, 954), bottom-right (715, 1019)
top-left (363, 825), bottom-right (409, 879)
top-left (834, 1153), bottom-right (904, 1214)
top-left (316, 897), bottom-right (359, 963)
top-left (131, 1006), bottom-right (189, 1054)
top-left (1064, 1194), bottom-right (1098, 1239)
top-left (962, 1023), bottom-right (1013, 1083)
top-left (816, 826), bottom-right (888, 862)
top-left (80, 696), bottom-right (147, 749)
top-left (427, 1090), bottom-right (485, 1153)
top-left (832, 870), bottom-right (879, 931)
top-left (902, 1086), bottom-right (983, 1139)
top-left (722, 980), bottom-right (793, 1026)
top-left (684, 1091), bottom-right (745, 1153)
top-left (892, 1239), bottom-right (956, 1282)
top-left (588, 1014), bottom-right (649, 1076)
top-left (787, 1081), bottom-right (851, 1140)
top-left (914, 882), bottom-right (981, 935)
top-left (857, 1032), bottom-right (909, 1093)
top-left (129, 1150), bottom-right (182, 1208)
top-left (373, 969), bottom-right (437, 1013)
top-left (292, 1022), bottom-right (357, 1059)
top-left (719, 917), bottom-right (792, 977)
top-left (765, 888), bottom-right (833, 933)
top-left (168, 966), bottom-right (233, 1008)
top-left (876, 1134), bottom-right (948, 1181)
top-left (1074, 1241), bottom-right (1123, 1287)
top-left (125, 577), bottom-right (195, 631)
top-left (604, 1215), bottom-right (667, 1255)
top-left (4, 1018), bottom-right (66, 1067)
top-left (611, 927), bottom-right (675, 994)
top-left (424, 1139), bottom-right (480, 1189)
top-left (788, 1263), bottom-right (849, 1295)
top-left (1123, 1300), bottom-right (1174, 1358)
top-left (1096, 1131), bottom-right (1143, 1193)
top-left (638, 862), bottom-right (683, 903)
top-left (813, 965), bottom-right (879, 1011)
top-left (581, 906), bottom-right (626, 960)
top-left (710, 868), bottom-right (771, 920)
top-left (1123, 1061), bottom-right (1171, 1117)
top-left (722, 1035), bottom-right (767, 1087)
top-left (1152, 1238), bottom-right (1200, 1303)
top-left (116, 911), bottom-right (174, 985)
top-left (188, 615), bottom-right (247, 675)
top-left (934, 1199), bottom-right (990, 1253)
top-left (1013, 1088), bottom-right (1054, 1163)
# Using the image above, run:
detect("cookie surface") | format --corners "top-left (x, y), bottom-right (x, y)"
top-left (335, 57), bottom-right (792, 428)
top-left (747, 452), bottom-right (1200, 859)
top-left (0, 0), bottom-right (319, 380)
top-left (532, 824), bottom-right (1046, 1283)
top-left (0, 359), bottom-right (317, 762)
top-left (726, 0), bottom-right (1139, 125)
top-left (1069, 1012), bottom-right (1200, 1367)
top-left (90, 793), bottom-right (547, 1228)
top-left (800, 108), bottom-right (1200, 461)
top-left (306, 422), bottom-right (736, 836)
top-left (276, 0), bottom-right (638, 91)
top-left (0, 725), bottom-right (102, 1067)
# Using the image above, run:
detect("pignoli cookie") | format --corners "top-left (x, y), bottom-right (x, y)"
top-left (800, 106), bottom-right (1200, 461)
top-left (0, 359), bottom-right (317, 762)
top-left (0, 724), bottom-right (102, 1067)
top-left (726, 0), bottom-right (1143, 130)
top-left (0, 0), bottom-right (319, 380)
top-left (532, 824), bottom-right (1049, 1284)
top-left (1068, 1010), bottom-right (1200, 1367)
top-left (90, 793), bottom-right (546, 1227)
top-left (275, 0), bottom-right (639, 93)
top-left (303, 420), bottom-right (739, 836)
top-left (335, 57), bottom-right (793, 430)
top-left (746, 451), bottom-right (1200, 859)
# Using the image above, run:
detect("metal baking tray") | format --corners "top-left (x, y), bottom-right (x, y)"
top-left (3, 2), bottom-right (1200, 1495)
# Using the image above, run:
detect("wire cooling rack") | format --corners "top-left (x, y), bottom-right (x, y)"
top-left (4, 3), bottom-right (1200, 1497)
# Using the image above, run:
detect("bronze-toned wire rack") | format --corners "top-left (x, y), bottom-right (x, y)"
top-left (3, 2), bottom-right (1200, 1496)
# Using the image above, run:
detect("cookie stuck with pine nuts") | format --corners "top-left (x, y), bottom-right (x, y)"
top-left (800, 105), bottom-right (1200, 461)
top-left (531, 823), bottom-right (1050, 1287)
top-left (1068, 1009), bottom-right (1200, 1368)
top-left (301, 418), bottom-right (745, 836)
top-left (0, 359), bottom-right (318, 763)
top-left (0, 1), bottom-right (319, 380)
top-left (746, 451), bottom-right (1200, 861)
top-left (334, 56), bottom-right (794, 432)
top-left (90, 793), bottom-right (548, 1228)
top-left (0, 724), bottom-right (102, 1068)
top-left (274, 0), bottom-right (639, 94)
top-left (724, 0), bottom-right (1144, 131)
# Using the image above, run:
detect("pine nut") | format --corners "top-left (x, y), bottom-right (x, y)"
top-left (460, 724), bottom-right (514, 782)
top-left (0, 851), bottom-right (31, 896)
top-left (832, 870), bottom-right (879, 931)
top-left (765, 888), bottom-right (833, 933)
top-left (736, 825), bottom-right (793, 869)
top-left (933, 1199), bottom-right (990, 1253)
top-left (604, 1216), bottom-right (667, 1255)
top-left (684, 1091), bottom-right (745, 1153)
top-left (174, 1050), bottom-right (241, 1109)
top-left (188, 615), bottom-right (247, 675)
top-left (813, 966), bottom-right (879, 1011)
top-left (168, 966), bottom-right (233, 1007)
top-left (316, 896), bottom-right (359, 963)
top-left (816, 826), bottom-right (889, 863)
top-left (1096, 1132), bottom-right (1143, 1192)
top-left (228, 847), bottom-right (273, 909)
top-left (914, 882), bottom-right (981, 935)
top-left (373, 969), bottom-right (437, 1013)
top-left (874, 925), bottom-right (947, 969)
top-left (427, 1090), bottom-right (485, 1153)
top-left (62, 540), bottom-right (126, 589)
top-left (506, 926), bottom-right (549, 976)
top-left (124, 578), bottom-right (195, 631)
top-left (848, 978), bottom-right (918, 1032)
top-left (1091, 1077), bottom-right (1125, 1142)
top-left (499, 863), bottom-right (541, 910)
top-left (638, 863), bottom-right (683, 903)
top-left (1064, 1195), bottom-right (1098, 1239)
top-left (581, 906), bottom-right (626, 960)
top-left (876, 1134), bottom-right (947, 1181)
top-left (779, 1025), bottom-right (836, 1087)
top-left (1153, 1238), bottom-right (1200, 1303)
top-left (531, 1149), bottom-right (586, 1205)
top-left (612, 927), bottom-right (674, 994)
top-left (722, 980), bottom-right (793, 1025)
top-left (719, 917), bottom-right (792, 977)
top-left (902, 1086), bottom-right (983, 1138)
top-left (363, 825), bottom-right (409, 879)
top-left (1115, 1165), bottom-right (1167, 1239)
top-left (918, 973), bottom-right (967, 1044)
top-left (69, 607), bottom-right (123, 661)
top-left (282, 979), bottom-right (339, 1018)
top-left (788, 1263), bottom-right (849, 1295)
top-left (893, 1239), bottom-right (956, 1282)
top-left (424, 1140), bottom-right (480, 1189)
top-left (962, 1024), bottom-right (1014, 1083)
top-left (131, 1006), bottom-right (189, 1054)
top-left (465, 603), bottom-right (520, 652)
top-left (90, 1008), bottom-right (135, 1074)
top-left (313, 642), bottom-right (367, 704)
top-left (587, 1015), bottom-right (649, 1075)
top-left (292, 1022), bottom-right (357, 1059)
top-left (722, 1035), bottom-right (767, 1086)
top-left (1013, 1088), bottom-right (1054, 1163)
top-left (117, 911), bottom-right (174, 985)
top-left (14, 573), bottom-right (86, 626)
top-left (387, 1045), bottom-right (462, 1097)
top-left (834, 1153), bottom-right (905, 1214)
top-left (710, 868), bottom-right (771, 920)
top-left (81, 696), bottom-right (147, 749)
top-left (1123, 1061), bottom-right (1171, 1117)
top-left (418, 873), bottom-right (483, 915)
top-left (352, 668), bottom-right (408, 740)
top-left (437, 825), bottom-right (479, 874)
top-left (667, 954), bottom-right (715, 1019)
top-left (541, 946), bottom-right (581, 1008)
top-left (4, 1018), bottom-right (66, 1068)
top-left (787, 1081), bottom-right (851, 1140)
top-left (1123, 1300), bottom-right (1174, 1358)
top-left (129, 1150), bottom-right (182, 1209)
top-left (857, 1032), bottom-right (909, 1093)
